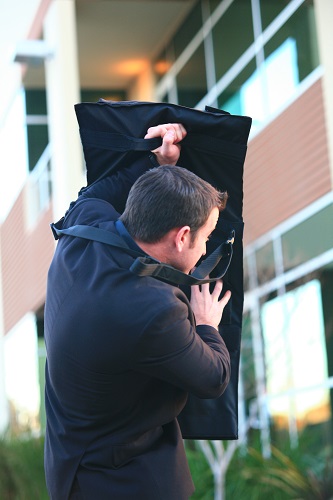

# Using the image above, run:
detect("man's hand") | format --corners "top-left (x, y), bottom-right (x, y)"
top-left (144, 123), bottom-right (187, 165)
top-left (190, 280), bottom-right (231, 331)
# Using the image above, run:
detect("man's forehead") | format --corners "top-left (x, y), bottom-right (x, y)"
top-left (206, 207), bottom-right (219, 230)
top-left (212, 207), bottom-right (219, 223)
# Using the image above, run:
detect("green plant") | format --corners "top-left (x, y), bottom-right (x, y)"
top-left (0, 440), bottom-right (18, 500)
top-left (186, 442), bottom-right (215, 499)
top-left (186, 427), bottom-right (333, 500)
top-left (226, 444), bottom-right (290, 500)
top-left (242, 445), bottom-right (333, 500)
top-left (0, 436), bottom-right (48, 500)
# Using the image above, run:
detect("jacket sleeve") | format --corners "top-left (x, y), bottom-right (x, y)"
top-left (70, 155), bottom-right (155, 215)
top-left (132, 296), bottom-right (231, 399)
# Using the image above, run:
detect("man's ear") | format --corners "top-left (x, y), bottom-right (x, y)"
top-left (174, 226), bottom-right (191, 252)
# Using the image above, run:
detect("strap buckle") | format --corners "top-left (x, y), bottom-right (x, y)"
top-left (50, 218), bottom-right (65, 240)
top-left (226, 232), bottom-right (235, 245)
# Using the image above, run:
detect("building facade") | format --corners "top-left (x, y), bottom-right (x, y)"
top-left (0, 0), bottom-right (332, 453)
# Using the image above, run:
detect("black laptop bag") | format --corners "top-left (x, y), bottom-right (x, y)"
top-left (74, 100), bottom-right (252, 440)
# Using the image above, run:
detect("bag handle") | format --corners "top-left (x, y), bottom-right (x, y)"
top-left (50, 222), bottom-right (234, 286)
top-left (79, 128), bottom-right (246, 160)
top-left (80, 128), bottom-right (162, 152)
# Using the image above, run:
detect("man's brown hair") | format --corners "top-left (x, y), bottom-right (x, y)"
top-left (120, 165), bottom-right (228, 243)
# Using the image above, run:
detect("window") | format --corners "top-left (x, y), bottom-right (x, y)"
top-left (260, 0), bottom-right (286, 30)
top-left (218, 36), bottom-right (308, 127)
top-left (25, 89), bottom-right (48, 172)
top-left (241, 312), bottom-right (257, 415)
top-left (209, 0), bottom-right (220, 16)
top-left (176, 42), bottom-right (207, 108)
top-left (212, 0), bottom-right (254, 83)
top-left (173, 0), bottom-right (202, 59)
top-left (282, 204), bottom-right (333, 272)
top-left (153, 46), bottom-right (175, 83)
top-left (261, 280), bottom-right (330, 431)
top-left (156, 0), bottom-right (319, 129)
top-left (244, 255), bottom-right (250, 291)
top-left (263, 2), bottom-right (319, 85)
top-left (256, 241), bottom-right (275, 285)
top-left (153, 1), bottom-right (202, 84)
top-left (243, 193), bottom-right (333, 448)
top-left (217, 59), bottom-right (257, 115)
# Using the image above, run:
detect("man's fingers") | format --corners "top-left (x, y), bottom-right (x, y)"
top-left (219, 289), bottom-right (232, 307)
top-left (211, 280), bottom-right (223, 299)
top-left (173, 123), bottom-right (187, 143)
top-left (144, 125), bottom-right (167, 139)
top-left (144, 123), bottom-right (186, 143)
top-left (201, 279), bottom-right (231, 307)
top-left (157, 131), bottom-right (179, 155)
top-left (190, 279), bottom-right (231, 329)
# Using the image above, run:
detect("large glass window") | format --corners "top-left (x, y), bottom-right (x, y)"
top-left (216, 0), bottom-right (319, 128)
top-left (217, 59), bottom-right (257, 116)
top-left (241, 312), bottom-right (257, 415)
top-left (218, 28), bottom-right (317, 127)
top-left (243, 255), bottom-right (250, 291)
top-left (212, 0), bottom-right (254, 83)
top-left (153, 46), bottom-right (175, 83)
top-left (255, 241), bottom-right (275, 285)
top-left (153, 0), bottom-right (202, 84)
top-left (261, 37), bottom-right (299, 118)
top-left (25, 89), bottom-right (48, 172)
top-left (209, 0), bottom-right (220, 16)
top-left (157, 0), bottom-right (319, 128)
top-left (173, 0), bottom-right (202, 59)
top-left (25, 89), bottom-right (52, 223)
top-left (261, 280), bottom-right (330, 430)
top-left (263, 1), bottom-right (319, 85)
top-left (260, 0), bottom-right (286, 31)
top-left (321, 266), bottom-right (333, 438)
top-left (243, 194), bottom-right (333, 448)
top-left (282, 204), bottom-right (333, 272)
top-left (176, 42), bottom-right (207, 108)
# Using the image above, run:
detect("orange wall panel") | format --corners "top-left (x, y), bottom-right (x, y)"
top-left (243, 79), bottom-right (331, 246)
top-left (1, 193), bottom-right (55, 333)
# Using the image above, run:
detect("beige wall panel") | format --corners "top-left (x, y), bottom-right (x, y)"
top-left (243, 79), bottom-right (331, 246)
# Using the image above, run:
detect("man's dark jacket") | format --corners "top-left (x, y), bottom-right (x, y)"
top-left (44, 157), bottom-right (231, 500)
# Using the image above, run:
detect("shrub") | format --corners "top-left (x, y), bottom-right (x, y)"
top-left (0, 436), bottom-right (48, 500)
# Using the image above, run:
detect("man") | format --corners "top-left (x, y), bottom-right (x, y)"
top-left (44, 123), bottom-right (231, 499)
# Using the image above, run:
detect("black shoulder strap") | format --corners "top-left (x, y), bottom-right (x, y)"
top-left (50, 222), bottom-right (234, 286)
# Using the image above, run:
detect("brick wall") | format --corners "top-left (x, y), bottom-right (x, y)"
top-left (243, 78), bottom-right (331, 246)
top-left (1, 190), bottom-right (55, 334)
